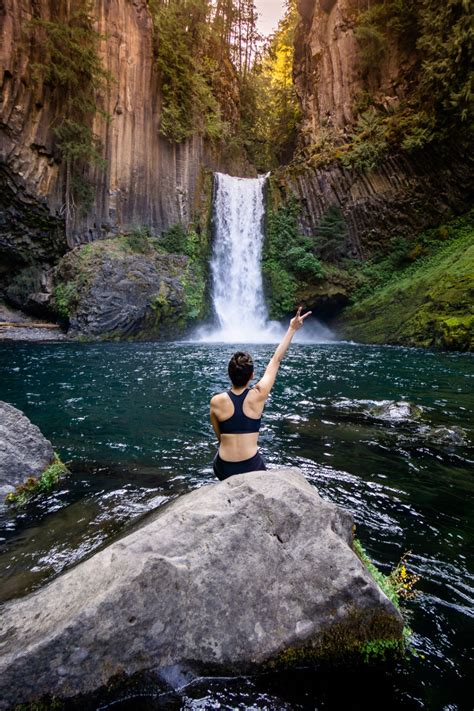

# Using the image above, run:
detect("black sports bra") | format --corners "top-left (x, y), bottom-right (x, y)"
top-left (218, 388), bottom-right (262, 434)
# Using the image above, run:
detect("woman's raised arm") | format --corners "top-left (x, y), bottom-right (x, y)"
top-left (253, 306), bottom-right (311, 400)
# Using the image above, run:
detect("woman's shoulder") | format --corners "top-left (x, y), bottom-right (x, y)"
top-left (210, 390), bottom-right (229, 405)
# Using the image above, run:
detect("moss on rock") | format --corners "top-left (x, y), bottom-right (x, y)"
top-left (51, 227), bottom-right (208, 341)
top-left (336, 210), bottom-right (474, 351)
top-left (5, 453), bottom-right (69, 507)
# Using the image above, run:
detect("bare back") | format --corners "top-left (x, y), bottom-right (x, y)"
top-left (210, 387), bottom-right (266, 461)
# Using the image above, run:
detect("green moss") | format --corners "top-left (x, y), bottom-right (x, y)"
top-left (353, 538), bottom-right (400, 609)
top-left (14, 700), bottom-right (63, 711)
top-left (5, 453), bottom-right (69, 507)
top-left (265, 605), bottom-right (406, 671)
top-left (53, 281), bottom-right (79, 318)
top-left (338, 210), bottom-right (474, 350)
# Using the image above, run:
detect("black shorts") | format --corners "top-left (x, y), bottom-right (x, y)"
top-left (213, 450), bottom-right (267, 481)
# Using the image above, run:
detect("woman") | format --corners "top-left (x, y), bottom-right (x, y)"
top-left (210, 306), bottom-right (312, 480)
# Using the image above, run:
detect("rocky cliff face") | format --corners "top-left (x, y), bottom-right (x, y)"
top-left (1, 0), bottom-right (253, 327)
top-left (0, 0), bottom-right (253, 254)
top-left (286, 0), bottom-right (472, 256)
top-left (272, 140), bottom-right (472, 259)
top-left (294, 0), bottom-right (417, 145)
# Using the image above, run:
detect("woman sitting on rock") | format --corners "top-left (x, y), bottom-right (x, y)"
top-left (210, 306), bottom-right (312, 480)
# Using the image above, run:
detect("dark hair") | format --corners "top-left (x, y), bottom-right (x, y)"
top-left (228, 351), bottom-right (254, 387)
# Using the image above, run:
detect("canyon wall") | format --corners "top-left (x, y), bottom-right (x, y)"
top-left (0, 0), bottom-right (253, 262)
top-left (294, 0), bottom-right (418, 144)
top-left (273, 140), bottom-right (472, 259)
top-left (280, 0), bottom-right (473, 256)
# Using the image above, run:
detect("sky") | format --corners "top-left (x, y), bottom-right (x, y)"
top-left (254, 0), bottom-right (286, 37)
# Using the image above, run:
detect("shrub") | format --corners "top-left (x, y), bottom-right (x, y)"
top-left (263, 194), bottom-right (325, 317)
top-left (315, 204), bottom-right (350, 263)
top-left (54, 281), bottom-right (79, 318)
top-left (340, 107), bottom-right (389, 171)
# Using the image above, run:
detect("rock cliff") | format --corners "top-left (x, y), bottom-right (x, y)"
top-left (0, 0), bottom-right (253, 299)
top-left (262, 0), bottom-right (473, 347)
top-left (1, 0), bottom-right (255, 327)
top-left (0, 468), bottom-right (404, 708)
top-left (282, 0), bottom-right (473, 256)
top-left (1, 0), bottom-right (252, 245)
top-left (294, 0), bottom-right (417, 144)
top-left (271, 140), bottom-right (473, 259)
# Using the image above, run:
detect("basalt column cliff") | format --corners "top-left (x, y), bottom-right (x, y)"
top-left (263, 0), bottom-right (473, 349)
top-left (0, 0), bottom-right (252, 335)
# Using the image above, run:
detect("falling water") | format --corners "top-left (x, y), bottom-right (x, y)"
top-left (197, 171), bottom-right (333, 343)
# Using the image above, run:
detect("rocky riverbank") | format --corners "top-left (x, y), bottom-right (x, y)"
top-left (0, 301), bottom-right (66, 342)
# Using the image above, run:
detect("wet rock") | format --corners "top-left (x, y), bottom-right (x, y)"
top-left (423, 425), bottom-right (469, 447)
top-left (51, 238), bottom-right (205, 340)
top-left (0, 468), bottom-right (403, 708)
top-left (0, 401), bottom-right (55, 498)
top-left (366, 400), bottom-right (423, 422)
top-left (329, 398), bottom-right (423, 425)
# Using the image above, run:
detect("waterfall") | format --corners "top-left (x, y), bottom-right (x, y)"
top-left (196, 171), bottom-right (333, 344)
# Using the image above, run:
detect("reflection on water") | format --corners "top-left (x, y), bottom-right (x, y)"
top-left (0, 341), bottom-right (473, 709)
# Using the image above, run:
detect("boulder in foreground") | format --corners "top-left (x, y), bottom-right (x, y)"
top-left (0, 468), bottom-right (404, 708)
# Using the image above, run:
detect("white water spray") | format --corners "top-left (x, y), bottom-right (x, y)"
top-left (195, 171), bottom-right (333, 344)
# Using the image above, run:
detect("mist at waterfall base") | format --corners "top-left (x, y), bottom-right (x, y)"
top-left (194, 172), bottom-right (333, 344)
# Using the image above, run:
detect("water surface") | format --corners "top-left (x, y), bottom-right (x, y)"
top-left (0, 341), bottom-right (473, 709)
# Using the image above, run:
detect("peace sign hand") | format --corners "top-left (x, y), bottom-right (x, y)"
top-left (289, 306), bottom-right (312, 331)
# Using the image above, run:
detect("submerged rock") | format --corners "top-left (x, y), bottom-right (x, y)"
top-left (0, 401), bottom-right (55, 498)
top-left (0, 468), bottom-right (403, 708)
top-left (365, 400), bottom-right (423, 422)
top-left (422, 425), bottom-right (469, 447)
top-left (329, 398), bottom-right (423, 424)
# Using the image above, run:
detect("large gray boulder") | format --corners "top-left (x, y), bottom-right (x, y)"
top-left (0, 401), bottom-right (55, 498)
top-left (0, 468), bottom-right (403, 708)
top-left (51, 237), bottom-right (205, 340)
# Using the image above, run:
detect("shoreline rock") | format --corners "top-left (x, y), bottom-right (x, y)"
top-left (0, 468), bottom-right (403, 709)
top-left (0, 401), bottom-right (55, 499)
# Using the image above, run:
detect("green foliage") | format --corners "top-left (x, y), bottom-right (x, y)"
top-left (340, 107), bottom-right (389, 171)
top-left (239, 0), bottom-right (301, 170)
top-left (54, 281), bottom-right (79, 318)
top-left (352, 0), bottom-right (473, 158)
top-left (416, 0), bottom-right (473, 124)
top-left (355, 0), bottom-right (419, 53)
top-left (353, 538), bottom-right (401, 608)
top-left (315, 204), bottom-right (350, 263)
top-left (352, 540), bottom-right (419, 660)
top-left (354, 24), bottom-right (388, 74)
top-left (27, 2), bottom-right (113, 221)
top-left (340, 209), bottom-right (474, 350)
top-left (149, 0), bottom-right (231, 144)
top-left (122, 227), bottom-right (154, 254)
top-left (158, 222), bottom-right (210, 321)
top-left (5, 454), bottom-right (69, 507)
top-left (263, 194), bottom-right (324, 316)
top-left (359, 636), bottom-right (407, 663)
top-left (159, 224), bottom-right (188, 253)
